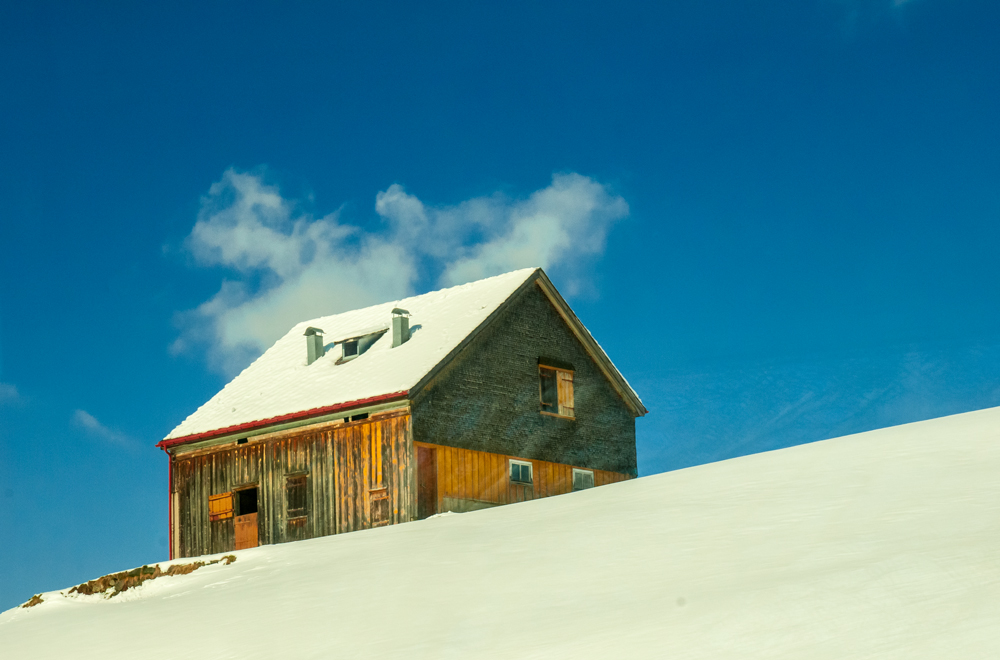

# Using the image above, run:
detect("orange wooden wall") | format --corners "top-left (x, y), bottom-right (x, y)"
top-left (415, 441), bottom-right (630, 512)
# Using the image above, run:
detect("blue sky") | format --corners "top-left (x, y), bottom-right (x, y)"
top-left (1, 0), bottom-right (998, 609)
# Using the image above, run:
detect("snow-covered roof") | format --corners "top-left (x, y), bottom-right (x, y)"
top-left (164, 268), bottom-right (541, 442)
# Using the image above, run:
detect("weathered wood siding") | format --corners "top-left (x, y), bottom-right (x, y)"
top-left (171, 411), bottom-right (623, 557)
top-left (172, 410), bottom-right (414, 558)
top-left (173, 442), bottom-right (265, 557)
top-left (333, 413), bottom-right (415, 533)
top-left (415, 441), bottom-right (630, 513)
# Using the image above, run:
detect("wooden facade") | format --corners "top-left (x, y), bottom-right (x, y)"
top-left (416, 441), bottom-right (628, 513)
top-left (171, 410), bottom-right (414, 558)
top-left (170, 407), bottom-right (631, 558)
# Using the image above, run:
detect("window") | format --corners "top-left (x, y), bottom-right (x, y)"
top-left (510, 459), bottom-right (533, 485)
top-left (539, 362), bottom-right (574, 418)
top-left (335, 330), bottom-right (387, 364)
top-left (539, 368), bottom-right (558, 410)
top-left (572, 469), bottom-right (595, 491)
top-left (286, 475), bottom-right (307, 519)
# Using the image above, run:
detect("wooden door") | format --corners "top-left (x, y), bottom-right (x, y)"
top-left (234, 513), bottom-right (258, 550)
top-left (234, 486), bottom-right (259, 550)
top-left (417, 446), bottom-right (437, 519)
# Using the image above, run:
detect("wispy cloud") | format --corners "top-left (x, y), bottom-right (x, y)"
top-left (0, 382), bottom-right (21, 404)
top-left (72, 409), bottom-right (133, 448)
top-left (173, 169), bottom-right (628, 376)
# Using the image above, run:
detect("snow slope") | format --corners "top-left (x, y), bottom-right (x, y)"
top-left (5, 406), bottom-right (1000, 658)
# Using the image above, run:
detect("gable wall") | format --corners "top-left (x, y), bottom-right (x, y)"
top-left (411, 282), bottom-right (638, 475)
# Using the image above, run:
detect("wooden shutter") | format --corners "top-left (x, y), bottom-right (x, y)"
top-left (557, 370), bottom-right (574, 417)
top-left (208, 492), bottom-right (233, 521)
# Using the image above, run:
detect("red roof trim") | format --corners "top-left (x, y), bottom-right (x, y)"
top-left (156, 391), bottom-right (409, 450)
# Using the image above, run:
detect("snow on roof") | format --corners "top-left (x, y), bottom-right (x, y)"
top-left (8, 406), bottom-right (1000, 657)
top-left (164, 268), bottom-right (538, 441)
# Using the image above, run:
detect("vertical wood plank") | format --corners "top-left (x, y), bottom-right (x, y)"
top-left (465, 450), bottom-right (473, 500)
top-left (487, 452), bottom-right (497, 503)
top-left (472, 449), bottom-right (480, 500)
top-left (465, 450), bottom-right (473, 501)
top-left (440, 446), bottom-right (449, 508)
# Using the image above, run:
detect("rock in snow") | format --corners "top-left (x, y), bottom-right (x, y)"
top-left (4, 406), bottom-right (1000, 658)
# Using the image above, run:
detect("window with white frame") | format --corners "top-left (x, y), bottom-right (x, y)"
top-left (572, 468), bottom-right (595, 491)
top-left (509, 459), bottom-right (533, 485)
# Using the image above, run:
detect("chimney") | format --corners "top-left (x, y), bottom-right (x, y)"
top-left (391, 308), bottom-right (410, 347)
top-left (304, 327), bottom-right (325, 365)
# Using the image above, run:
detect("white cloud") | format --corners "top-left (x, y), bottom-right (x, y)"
top-left (174, 169), bottom-right (629, 376)
top-left (72, 410), bottom-right (132, 448)
top-left (435, 174), bottom-right (629, 293)
top-left (0, 382), bottom-right (20, 404)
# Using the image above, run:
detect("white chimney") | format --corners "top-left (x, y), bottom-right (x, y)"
top-left (391, 308), bottom-right (410, 348)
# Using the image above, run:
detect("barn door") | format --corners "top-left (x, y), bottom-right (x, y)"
top-left (234, 486), bottom-right (259, 550)
top-left (417, 446), bottom-right (437, 519)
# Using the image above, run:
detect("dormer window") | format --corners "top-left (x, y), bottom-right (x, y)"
top-left (334, 329), bottom-right (386, 364)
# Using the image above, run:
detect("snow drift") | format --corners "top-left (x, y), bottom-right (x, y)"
top-left (4, 406), bottom-right (1000, 658)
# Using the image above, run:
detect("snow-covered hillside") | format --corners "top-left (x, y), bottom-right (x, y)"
top-left (5, 407), bottom-right (1000, 658)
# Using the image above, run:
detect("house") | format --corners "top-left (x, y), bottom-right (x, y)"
top-left (157, 267), bottom-right (647, 559)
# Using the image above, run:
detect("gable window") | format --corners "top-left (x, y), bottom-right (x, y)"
top-left (510, 459), bottom-right (533, 485)
top-left (572, 469), bottom-right (595, 491)
top-left (539, 360), bottom-right (574, 418)
top-left (286, 475), bottom-right (307, 519)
